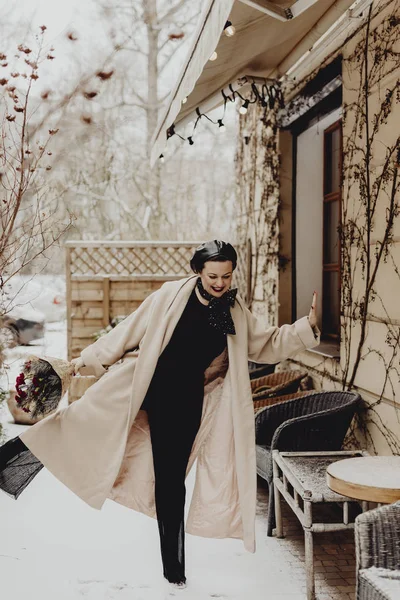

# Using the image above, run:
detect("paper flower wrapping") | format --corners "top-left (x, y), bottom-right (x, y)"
top-left (15, 355), bottom-right (75, 418)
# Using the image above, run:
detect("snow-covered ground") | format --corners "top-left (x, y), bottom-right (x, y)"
top-left (0, 320), bottom-right (307, 600)
top-left (2, 274), bottom-right (66, 324)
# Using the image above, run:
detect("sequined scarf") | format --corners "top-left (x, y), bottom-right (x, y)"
top-left (196, 278), bottom-right (237, 335)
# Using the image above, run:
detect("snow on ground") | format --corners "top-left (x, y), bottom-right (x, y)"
top-left (0, 320), bottom-right (306, 600)
top-left (3, 274), bottom-right (66, 323)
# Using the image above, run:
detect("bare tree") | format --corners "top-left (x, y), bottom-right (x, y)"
top-left (4, 0), bottom-right (238, 262)
top-left (64, 0), bottom-right (201, 237)
top-left (0, 22), bottom-right (117, 310)
top-left (0, 28), bottom-right (73, 294)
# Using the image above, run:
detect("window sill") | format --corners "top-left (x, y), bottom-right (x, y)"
top-left (307, 340), bottom-right (340, 360)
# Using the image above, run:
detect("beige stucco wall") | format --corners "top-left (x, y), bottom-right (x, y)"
top-left (235, 0), bottom-right (400, 455)
top-left (236, 103), bottom-right (280, 325)
top-left (288, 0), bottom-right (400, 455)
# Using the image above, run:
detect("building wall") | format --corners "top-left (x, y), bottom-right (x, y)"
top-left (236, 102), bottom-right (280, 324)
top-left (288, 0), bottom-right (400, 455)
top-left (235, 0), bottom-right (400, 455)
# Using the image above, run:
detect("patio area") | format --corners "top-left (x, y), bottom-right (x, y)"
top-left (257, 484), bottom-right (356, 600)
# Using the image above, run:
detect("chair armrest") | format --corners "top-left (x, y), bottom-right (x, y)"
top-left (355, 502), bottom-right (400, 572)
top-left (270, 402), bottom-right (355, 453)
top-left (255, 391), bottom-right (360, 449)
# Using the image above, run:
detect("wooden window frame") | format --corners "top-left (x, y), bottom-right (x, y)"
top-left (322, 119), bottom-right (342, 340)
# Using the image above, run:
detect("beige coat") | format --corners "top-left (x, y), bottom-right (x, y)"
top-left (21, 275), bottom-right (319, 553)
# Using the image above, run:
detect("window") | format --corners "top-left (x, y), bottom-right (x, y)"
top-left (322, 120), bottom-right (342, 338)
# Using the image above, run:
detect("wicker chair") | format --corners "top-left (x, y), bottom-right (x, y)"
top-left (251, 369), bottom-right (308, 400)
top-left (355, 502), bottom-right (400, 600)
top-left (253, 390), bottom-right (314, 413)
top-left (254, 390), bottom-right (361, 536)
top-left (248, 362), bottom-right (276, 380)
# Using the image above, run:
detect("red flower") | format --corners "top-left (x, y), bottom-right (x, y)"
top-left (15, 395), bottom-right (22, 404)
top-left (22, 407), bottom-right (31, 413)
top-left (16, 372), bottom-right (25, 386)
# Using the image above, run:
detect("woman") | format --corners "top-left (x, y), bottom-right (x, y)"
top-left (0, 240), bottom-right (319, 590)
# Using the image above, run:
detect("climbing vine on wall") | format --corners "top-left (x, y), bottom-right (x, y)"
top-left (235, 0), bottom-right (400, 452)
top-left (339, 0), bottom-right (400, 451)
top-left (235, 100), bottom-right (281, 322)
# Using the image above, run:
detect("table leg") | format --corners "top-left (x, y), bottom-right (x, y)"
top-left (304, 528), bottom-right (314, 600)
top-left (274, 480), bottom-right (284, 538)
top-left (304, 499), bottom-right (314, 600)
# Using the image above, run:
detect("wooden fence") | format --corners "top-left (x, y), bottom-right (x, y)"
top-left (66, 241), bottom-right (201, 359)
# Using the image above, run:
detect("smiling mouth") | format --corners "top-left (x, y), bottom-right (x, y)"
top-left (212, 287), bottom-right (224, 292)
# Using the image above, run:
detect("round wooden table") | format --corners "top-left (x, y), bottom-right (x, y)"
top-left (327, 456), bottom-right (400, 503)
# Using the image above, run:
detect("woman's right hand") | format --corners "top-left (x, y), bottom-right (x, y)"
top-left (71, 357), bottom-right (85, 375)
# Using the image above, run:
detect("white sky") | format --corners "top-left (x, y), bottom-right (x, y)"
top-left (7, 0), bottom-right (89, 38)
top-left (3, 0), bottom-right (195, 93)
top-left (4, 0), bottom-right (108, 78)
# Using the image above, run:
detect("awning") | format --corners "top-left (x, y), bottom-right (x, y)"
top-left (151, 0), bottom-right (355, 165)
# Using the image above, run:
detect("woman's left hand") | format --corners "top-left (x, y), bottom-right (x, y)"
top-left (308, 291), bottom-right (318, 328)
top-left (71, 356), bottom-right (85, 375)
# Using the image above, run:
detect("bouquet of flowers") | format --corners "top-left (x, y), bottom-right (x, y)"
top-left (15, 355), bottom-right (75, 418)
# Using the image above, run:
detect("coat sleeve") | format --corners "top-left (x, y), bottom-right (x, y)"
top-left (245, 307), bottom-right (320, 364)
top-left (80, 290), bottom-right (157, 376)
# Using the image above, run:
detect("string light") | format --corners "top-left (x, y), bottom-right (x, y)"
top-left (164, 81), bottom-right (284, 148)
top-left (166, 123), bottom-right (186, 142)
top-left (223, 21), bottom-right (236, 37)
top-left (167, 124), bottom-right (175, 139)
top-left (209, 51), bottom-right (218, 61)
top-left (159, 154), bottom-right (165, 163)
top-left (239, 99), bottom-right (249, 115)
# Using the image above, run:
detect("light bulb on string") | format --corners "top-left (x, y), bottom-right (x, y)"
top-left (223, 21), bottom-right (236, 37)
top-left (167, 124), bottom-right (175, 139)
top-left (217, 119), bottom-right (226, 133)
top-left (159, 154), bottom-right (165, 163)
top-left (182, 96), bottom-right (188, 104)
top-left (209, 51), bottom-right (218, 61)
top-left (239, 99), bottom-right (249, 115)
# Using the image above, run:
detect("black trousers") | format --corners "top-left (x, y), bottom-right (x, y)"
top-left (145, 384), bottom-right (204, 585)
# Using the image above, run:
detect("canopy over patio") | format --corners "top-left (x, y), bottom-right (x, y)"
top-left (151, 0), bottom-right (356, 165)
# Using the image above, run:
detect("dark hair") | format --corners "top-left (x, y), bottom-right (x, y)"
top-left (190, 240), bottom-right (237, 273)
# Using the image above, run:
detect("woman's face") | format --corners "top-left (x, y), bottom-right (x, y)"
top-left (200, 260), bottom-right (233, 297)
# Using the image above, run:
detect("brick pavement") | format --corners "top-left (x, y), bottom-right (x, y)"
top-left (257, 481), bottom-right (357, 600)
